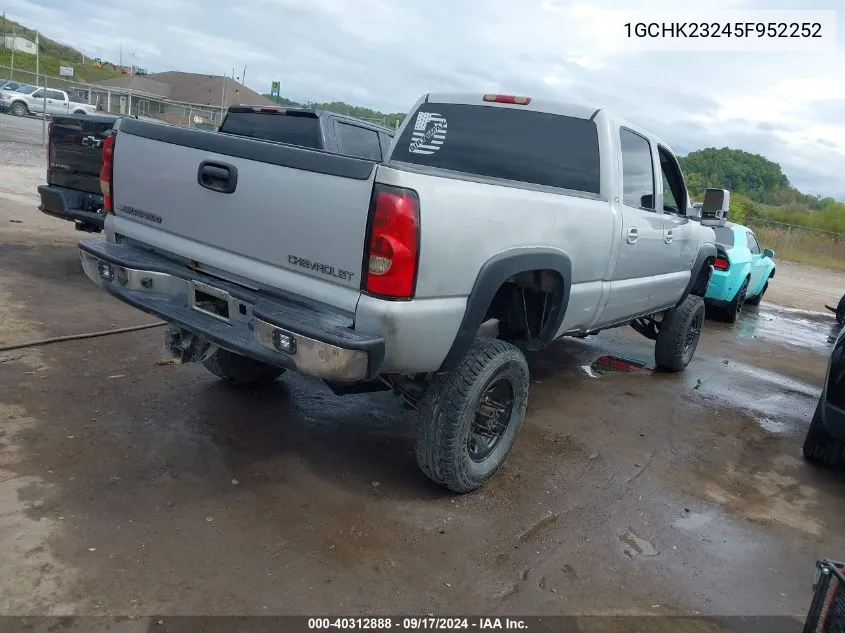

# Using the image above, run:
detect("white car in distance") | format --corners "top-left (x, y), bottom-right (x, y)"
top-left (1, 86), bottom-right (97, 117)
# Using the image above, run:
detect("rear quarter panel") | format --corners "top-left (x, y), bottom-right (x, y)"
top-left (706, 245), bottom-right (751, 302)
top-left (375, 165), bottom-right (618, 334)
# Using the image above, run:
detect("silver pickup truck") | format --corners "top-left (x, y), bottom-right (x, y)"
top-left (79, 92), bottom-right (717, 493)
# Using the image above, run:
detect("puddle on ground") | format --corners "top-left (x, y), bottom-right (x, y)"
top-left (757, 416), bottom-right (791, 435)
top-left (684, 358), bottom-right (820, 435)
top-left (618, 527), bottom-right (659, 558)
top-left (732, 304), bottom-right (839, 354)
top-left (589, 355), bottom-right (653, 375)
top-left (673, 512), bottom-right (714, 530)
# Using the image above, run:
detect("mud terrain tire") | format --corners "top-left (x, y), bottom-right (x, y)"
top-left (416, 338), bottom-right (530, 493)
top-left (654, 295), bottom-right (705, 372)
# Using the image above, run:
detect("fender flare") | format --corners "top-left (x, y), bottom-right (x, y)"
top-left (750, 263), bottom-right (773, 296)
top-left (676, 244), bottom-right (717, 307)
top-left (440, 248), bottom-right (572, 371)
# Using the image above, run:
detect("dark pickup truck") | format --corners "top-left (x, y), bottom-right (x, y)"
top-left (803, 324), bottom-right (845, 466)
top-left (37, 106), bottom-right (395, 233)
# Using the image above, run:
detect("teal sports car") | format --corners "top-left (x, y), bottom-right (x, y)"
top-left (704, 222), bottom-right (776, 322)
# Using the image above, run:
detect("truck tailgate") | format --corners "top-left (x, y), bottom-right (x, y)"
top-left (49, 114), bottom-right (117, 195)
top-left (110, 118), bottom-right (377, 312)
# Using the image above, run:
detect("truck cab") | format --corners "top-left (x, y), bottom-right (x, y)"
top-left (219, 105), bottom-right (395, 161)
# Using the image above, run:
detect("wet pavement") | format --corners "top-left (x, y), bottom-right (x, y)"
top-left (0, 212), bottom-right (844, 626)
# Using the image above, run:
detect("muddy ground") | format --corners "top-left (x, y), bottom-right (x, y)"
top-left (1, 126), bottom-right (844, 631)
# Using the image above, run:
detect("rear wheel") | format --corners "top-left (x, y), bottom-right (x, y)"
top-left (10, 101), bottom-right (28, 117)
top-left (415, 338), bottom-right (530, 493)
top-left (654, 295), bottom-right (705, 372)
top-left (724, 278), bottom-right (749, 323)
top-left (203, 349), bottom-right (285, 385)
top-left (803, 398), bottom-right (845, 467)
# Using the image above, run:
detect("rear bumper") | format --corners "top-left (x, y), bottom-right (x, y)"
top-left (704, 270), bottom-right (736, 304)
top-left (78, 240), bottom-right (385, 382)
top-left (38, 184), bottom-right (105, 229)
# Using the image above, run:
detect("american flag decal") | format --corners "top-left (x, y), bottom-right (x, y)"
top-left (409, 111), bottom-right (447, 155)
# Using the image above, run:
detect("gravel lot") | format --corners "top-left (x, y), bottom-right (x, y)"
top-left (0, 117), bottom-right (843, 630)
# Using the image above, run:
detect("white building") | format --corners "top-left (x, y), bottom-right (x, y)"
top-left (2, 35), bottom-right (37, 55)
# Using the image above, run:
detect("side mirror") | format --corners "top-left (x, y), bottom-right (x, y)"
top-left (687, 203), bottom-right (703, 220)
top-left (640, 194), bottom-right (654, 209)
top-left (700, 188), bottom-right (731, 227)
top-left (763, 248), bottom-right (775, 259)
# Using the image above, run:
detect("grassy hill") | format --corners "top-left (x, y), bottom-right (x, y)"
top-left (680, 147), bottom-right (845, 270)
top-left (0, 16), bottom-right (123, 83)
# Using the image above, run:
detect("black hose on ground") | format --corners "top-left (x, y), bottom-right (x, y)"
top-left (0, 322), bottom-right (166, 353)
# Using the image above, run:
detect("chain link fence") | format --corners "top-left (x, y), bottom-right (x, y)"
top-left (744, 215), bottom-right (845, 267)
top-left (0, 65), bottom-right (225, 128)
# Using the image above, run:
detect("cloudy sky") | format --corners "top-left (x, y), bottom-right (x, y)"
top-left (5, 0), bottom-right (844, 198)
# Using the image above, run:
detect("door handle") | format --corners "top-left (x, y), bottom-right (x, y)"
top-left (197, 160), bottom-right (238, 194)
top-left (626, 227), bottom-right (639, 244)
top-left (664, 229), bottom-right (674, 244)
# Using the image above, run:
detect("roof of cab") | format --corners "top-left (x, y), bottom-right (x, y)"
top-left (424, 92), bottom-right (600, 120)
top-left (422, 92), bottom-right (680, 155)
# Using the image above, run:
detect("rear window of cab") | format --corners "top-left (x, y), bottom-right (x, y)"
top-left (390, 103), bottom-right (601, 194)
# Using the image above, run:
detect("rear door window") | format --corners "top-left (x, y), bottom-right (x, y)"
top-left (46, 90), bottom-right (65, 100)
top-left (391, 103), bottom-right (601, 194)
top-left (620, 128), bottom-right (655, 209)
top-left (336, 122), bottom-right (382, 160)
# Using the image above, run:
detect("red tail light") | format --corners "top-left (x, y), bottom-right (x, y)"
top-left (363, 185), bottom-right (420, 299)
top-left (713, 257), bottom-right (730, 271)
top-left (482, 94), bottom-right (531, 105)
top-left (99, 133), bottom-right (115, 214)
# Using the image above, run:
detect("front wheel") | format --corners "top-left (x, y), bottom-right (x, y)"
top-left (10, 101), bottom-right (28, 117)
top-left (654, 295), bottom-right (705, 372)
top-left (837, 294), bottom-right (845, 326)
top-left (415, 338), bottom-right (530, 493)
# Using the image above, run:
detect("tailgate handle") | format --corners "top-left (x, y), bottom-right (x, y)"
top-left (197, 161), bottom-right (238, 194)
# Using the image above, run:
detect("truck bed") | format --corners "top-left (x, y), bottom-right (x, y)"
top-left (107, 117), bottom-right (382, 313)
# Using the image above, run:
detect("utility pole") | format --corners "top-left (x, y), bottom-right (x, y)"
top-left (9, 24), bottom-right (15, 79)
top-left (35, 30), bottom-right (39, 85)
top-left (242, 65), bottom-right (246, 85)
top-left (119, 42), bottom-right (122, 67)
top-left (220, 73), bottom-right (228, 111)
